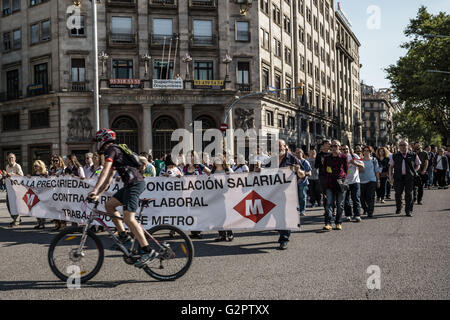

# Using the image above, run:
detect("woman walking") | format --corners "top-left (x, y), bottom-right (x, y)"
top-left (183, 151), bottom-right (211, 239)
top-left (375, 147), bottom-right (390, 203)
top-left (48, 155), bottom-right (66, 230)
top-left (212, 154), bottom-right (234, 242)
top-left (359, 146), bottom-right (381, 218)
top-left (30, 160), bottom-right (48, 229)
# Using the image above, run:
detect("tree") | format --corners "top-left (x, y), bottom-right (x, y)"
top-left (386, 6), bottom-right (450, 144)
top-left (393, 105), bottom-right (442, 146)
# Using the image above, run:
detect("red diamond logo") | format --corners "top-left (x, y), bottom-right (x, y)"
top-left (22, 188), bottom-right (40, 211)
top-left (233, 191), bottom-right (276, 223)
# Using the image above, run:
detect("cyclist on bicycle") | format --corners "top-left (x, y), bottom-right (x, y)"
top-left (88, 128), bottom-right (158, 268)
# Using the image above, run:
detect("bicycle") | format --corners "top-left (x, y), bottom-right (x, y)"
top-left (48, 198), bottom-right (194, 283)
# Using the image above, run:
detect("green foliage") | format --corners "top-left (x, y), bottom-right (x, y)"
top-left (393, 106), bottom-right (442, 145)
top-left (386, 6), bottom-right (450, 144)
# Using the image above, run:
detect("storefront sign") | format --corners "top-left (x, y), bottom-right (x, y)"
top-left (109, 79), bottom-right (141, 88)
top-left (193, 80), bottom-right (224, 90)
top-left (153, 79), bottom-right (183, 89)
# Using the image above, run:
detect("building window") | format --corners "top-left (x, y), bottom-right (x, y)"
top-left (299, 54), bottom-right (305, 71)
top-left (286, 79), bottom-right (292, 101)
top-left (153, 60), bottom-right (174, 80)
top-left (2, 32), bottom-right (10, 52)
top-left (30, 23), bottom-right (39, 44)
top-left (153, 18), bottom-right (172, 40)
top-left (284, 47), bottom-right (292, 64)
top-left (29, 109), bottom-right (49, 129)
top-left (194, 61), bottom-right (213, 80)
top-left (275, 74), bottom-right (281, 94)
top-left (237, 62), bottom-right (250, 84)
top-left (12, 29), bottom-right (20, 49)
top-left (272, 5), bottom-right (281, 25)
top-left (260, 0), bottom-right (269, 14)
top-left (41, 20), bottom-right (50, 41)
top-left (30, 0), bottom-right (48, 6)
top-left (288, 117), bottom-right (295, 130)
top-left (33, 63), bottom-right (48, 91)
top-left (307, 33), bottom-right (312, 50)
top-left (112, 60), bottom-right (133, 79)
top-left (2, 112), bottom-right (20, 131)
top-left (70, 15), bottom-right (85, 36)
top-left (266, 110), bottom-right (274, 126)
top-left (301, 119), bottom-right (307, 132)
top-left (262, 68), bottom-right (270, 91)
top-left (111, 17), bottom-right (133, 43)
top-left (307, 60), bottom-right (312, 76)
top-left (2, 0), bottom-right (10, 15)
top-left (193, 19), bottom-right (213, 44)
top-left (236, 21), bottom-right (250, 42)
top-left (283, 15), bottom-right (291, 34)
top-left (273, 38), bottom-right (281, 57)
top-left (298, 0), bottom-right (304, 15)
top-left (260, 28), bottom-right (269, 50)
top-left (71, 58), bottom-right (85, 83)
top-left (6, 69), bottom-right (19, 99)
top-left (278, 114), bottom-right (285, 128)
top-left (298, 26), bottom-right (305, 43)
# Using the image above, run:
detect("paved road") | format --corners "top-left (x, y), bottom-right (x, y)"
top-left (0, 188), bottom-right (449, 300)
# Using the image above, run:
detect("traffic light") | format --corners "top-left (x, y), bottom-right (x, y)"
top-left (296, 81), bottom-right (304, 96)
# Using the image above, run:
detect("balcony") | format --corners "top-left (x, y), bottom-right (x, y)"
top-left (108, 32), bottom-right (137, 49)
top-left (189, 0), bottom-right (217, 9)
top-left (27, 84), bottom-right (52, 97)
top-left (236, 83), bottom-right (251, 92)
top-left (150, 34), bottom-right (178, 47)
top-left (190, 34), bottom-right (217, 47)
top-left (149, 0), bottom-right (177, 8)
top-left (106, 0), bottom-right (137, 8)
top-left (0, 90), bottom-right (22, 102)
top-left (71, 82), bottom-right (87, 92)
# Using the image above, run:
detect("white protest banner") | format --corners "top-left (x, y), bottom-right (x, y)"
top-left (5, 168), bottom-right (299, 231)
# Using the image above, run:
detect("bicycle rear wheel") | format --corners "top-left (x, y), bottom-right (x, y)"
top-left (142, 224), bottom-right (194, 281)
top-left (48, 227), bottom-right (104, 284)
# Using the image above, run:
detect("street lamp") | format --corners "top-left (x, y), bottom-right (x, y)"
top-left (141, 54), bottom-right (151, 77)
top-left (182, 53), bottom-right (193, 80)
top-left (98, 51), bottom-right (109, 75)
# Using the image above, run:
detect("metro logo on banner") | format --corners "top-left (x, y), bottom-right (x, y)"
top-left (22, 188), bottom-right (40, 211)
top-left (233, 191), bottom-right (276, 223)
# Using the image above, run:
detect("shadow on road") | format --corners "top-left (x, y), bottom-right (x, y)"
top-left (0, 279), bottom-right (157, 291)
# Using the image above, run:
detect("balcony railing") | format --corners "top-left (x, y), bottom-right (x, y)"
top-left (149, 0), bottom-right (177, 7)
top-left (106, 0), bottom-right (137, 7)
top-left (71, 82), bottom-right (87, 92)
top-left (0, 90), bottom-right (22, 102)
top-left (190, 35), bottom-right (216, 46)
top-left (27, 84), bottom-right (52, 97)
top-left (108, 33), bottom-right (137, 48)
top-left (236, 83), bottom-right (251, 92)
top-left (189, 0), bottom-right (216, 8)
top-left (150, 34), bottom-right (178, 46)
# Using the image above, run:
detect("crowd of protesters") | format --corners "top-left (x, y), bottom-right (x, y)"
top-left (0, 139), bottom-right (449, 250)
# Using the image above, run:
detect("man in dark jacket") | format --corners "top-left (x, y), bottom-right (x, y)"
top-left (389, 140), bottom-right (421, 217)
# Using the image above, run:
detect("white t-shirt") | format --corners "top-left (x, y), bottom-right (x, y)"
top-left (159, 166), bottom-right (183, 177)
top-left (345, 154), bottom-right (363, 184)
top-left (232, 165), bottom-right (249, 173)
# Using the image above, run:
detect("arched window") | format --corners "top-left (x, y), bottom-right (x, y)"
top-left (111, 116), bottom-right (139, 153)
top-left (152, 116), bottom-right (178, 159)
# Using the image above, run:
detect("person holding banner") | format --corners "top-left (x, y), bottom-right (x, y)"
top-left (277, 139), bottom-right (306, 250)
top-left (49, 155), bottom-right (67, 230)
top-left (5, 153), bottom-right (24, 227)
top-left (212, 154), bottom-right (235, 242)
top-left (30, 160), bottom-right (48, 229)
top-left (294, 149), bottom-right (312, 217)
top-left (184, 151), bottom-right (211, 239)
top-left (88, 129), bottom-right (160, 269)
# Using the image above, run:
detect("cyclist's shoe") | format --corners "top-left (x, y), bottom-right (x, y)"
top-left (134, 250), bottom-right (160, 268)
top-left (110, 235), bottom-right (133, 251)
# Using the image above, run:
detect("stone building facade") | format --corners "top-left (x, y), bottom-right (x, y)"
top-left (361, 83), bottom-right (396, 147)
top-left (0, 0), bottom-right (361, 173)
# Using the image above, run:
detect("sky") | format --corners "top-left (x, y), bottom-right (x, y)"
top-left (337, 0), bottom-right (450, 90)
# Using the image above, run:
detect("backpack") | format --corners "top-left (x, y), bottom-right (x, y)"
top-left (114, 144), bottom-right (141, 168)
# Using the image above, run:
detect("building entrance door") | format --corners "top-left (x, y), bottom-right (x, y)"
top-left (152, 116), bottom-right (177, 159)
top-left (111, 116), bottom-right (139, 153)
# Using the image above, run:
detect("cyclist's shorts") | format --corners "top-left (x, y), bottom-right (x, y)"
top-left (113, 181), bottom-right (146, 213)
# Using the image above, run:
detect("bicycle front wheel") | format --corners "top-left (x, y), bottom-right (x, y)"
top-left (48, 227), bottom-right (104, 284)
top-left (142, 224), bottom-right (194, 281)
